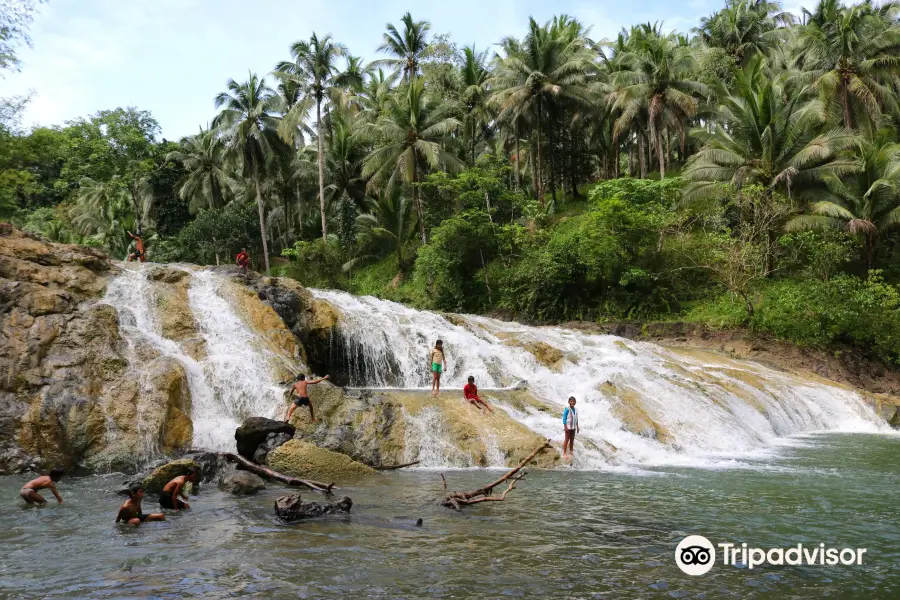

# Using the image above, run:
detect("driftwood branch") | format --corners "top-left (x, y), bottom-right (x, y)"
top-left (441, 439), bottom-right (551, 510)
top-left (440, 473), bottom-right (447, 490)
top-left (223, 452), bottom-right (334, 495)
top-left (373, 460), bottom-right (421, 471)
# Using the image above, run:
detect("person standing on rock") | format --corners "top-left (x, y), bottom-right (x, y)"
top-left (116, 483), bottom-right (165, 526)
top-left (236, 248), bottom-right (250, 277)
top-left (463, 376), bottom-right (493, 412)
top-left (126, 231), bottom-right (146, 262)
top-left (19, 467), bottom-right (65, 505)
top-left (562, 396), bottom-right (579, 461)
top-left (430, 340), bottom-right (446, 397)
top-left (284, 373), bottom-right (330, 424)
top-left (159, 470), bottom-right (197, 510)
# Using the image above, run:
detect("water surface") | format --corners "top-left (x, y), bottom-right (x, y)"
top-left (2, 433), bottom-right (898, 599)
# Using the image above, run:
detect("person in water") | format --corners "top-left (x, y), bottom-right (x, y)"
top-left (562, 396), bottom-right (579, 461)
top-left (116, 483), bottom-right (165, 526)
top-left (429, 340), bottom-right (446, 397)
top-left (236, 248), bottom-right (250, 276)
top-left (463, 376), bottom-right (493, 412)
top-left (126, 231), bottom-right (146, 262)
top-left (20, 467), bottom-right (65, 505)
top-left (284, 373), bottom-right (330, 423)
top-left (159, 470), bottom-right (197, 510)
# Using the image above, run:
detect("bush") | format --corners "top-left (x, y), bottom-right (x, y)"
top-left (589, 177), bottom-right (684, 207)
top-left (281, 239), bottom-right (347, 289)
top-left (751, 273), bottom-right (900, 363)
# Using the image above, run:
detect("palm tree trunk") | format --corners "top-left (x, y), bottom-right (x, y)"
top-left (866, 234), bottom-right (874, 276)
top-left (841, 77), bottom-right (852, 129)
top-left (413, 152), bottom-right (427, 245)
top-left (317, 99), bottom-right (328, 241)
top-left (657, 132), bottom-right (665, 179)
top-left (638, 135), bottom-right (647, 179)
top-left (255, 174), bottom-right (271, 273)
top-left (514, 122), bottom-right (521, 190)
top-left (537, 98), bottom-right (544, 207)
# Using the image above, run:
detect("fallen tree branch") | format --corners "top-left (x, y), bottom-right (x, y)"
top-left (373, 460), bottom-right (421, 471)
top-left (223, 453), bottom-right (334, 495)
top-left (441, 439), bottom-right (551, 510)
top-left (440, 473), bottom-right (447, 490)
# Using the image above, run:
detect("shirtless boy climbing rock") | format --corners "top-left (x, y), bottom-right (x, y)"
top-left (284, 373), bottom-right (330, 424)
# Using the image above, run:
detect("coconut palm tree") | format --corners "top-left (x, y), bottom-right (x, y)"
top-left (460, 45), bottom-right (492, 165)
top-left (374, 12), bottom-right (431, 82)
top-left (695, 0), bottom-right (794, 66)
top-left (323, 108), bottom-right (368, 207)
top-left (609, 24), bottom-right (705, 179)
top-left (360, 79), bottom-right (462, 244)
top-left (682, 55), bottom-right (858, 204)
top-left (349, 187), bottom-right (419, 277)
top-left (166, 129), bottom-right (233, 214)
top-left (213, 72), bottom-right (284, 272)
top-left (794, 0), bottom-right (900, 130)
top-left (490, 17), bottom-right (594, 203)
top-left (70, 177), bottom-right (140, 257)
top-left (786, 130), bottom-right (900, 272)
top-left (276, 33), bottom-right (347, 241)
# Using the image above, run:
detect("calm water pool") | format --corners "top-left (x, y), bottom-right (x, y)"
top-left (2, 433), bottom-right (898, 599)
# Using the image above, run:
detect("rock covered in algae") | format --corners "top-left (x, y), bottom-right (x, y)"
top-left (266, 439), bottom-right (375, 480)
top-left (274, 493), bottom-right (352, 521)
top-left (218, 470), bottom-right (266, 495)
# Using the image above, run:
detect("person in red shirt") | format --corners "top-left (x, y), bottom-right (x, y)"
top-left (463, 376), bottom-right (493, 412)
top-left (236, 248), bottom-right (250, 276)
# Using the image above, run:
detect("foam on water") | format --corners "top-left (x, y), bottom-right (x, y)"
top-left (311, 289), bottom-right (889, 469)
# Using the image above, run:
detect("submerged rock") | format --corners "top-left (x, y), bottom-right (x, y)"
top-left (266, 439), bottom-right (375, 480)
top-left (235, 417), bottom-right (295, 461)
top-left (143, 458), bottom-right (201, 494)
top-left (218, 470), bottom-right (266, 495)
top-left (274, 493), bottom-right (352, 521)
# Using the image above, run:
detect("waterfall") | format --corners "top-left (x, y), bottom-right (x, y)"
top-left (187, 270), bottom-right (290, 446)
top-left (312, 289), bottom-right (889, 469)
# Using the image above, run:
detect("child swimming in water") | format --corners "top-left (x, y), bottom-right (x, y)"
top-left (116, 483), bottom-right (165, 526)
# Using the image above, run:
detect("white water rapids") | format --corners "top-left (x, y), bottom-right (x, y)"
top-left (312, 289), bottom-right (890, 469)
top-left (99, 265), bottom-right (890, 468)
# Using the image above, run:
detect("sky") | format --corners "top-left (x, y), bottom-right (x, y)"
top-left (2, 0), bottom-right (809, 140)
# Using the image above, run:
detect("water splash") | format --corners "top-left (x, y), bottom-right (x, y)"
top-left (312, 289), bottom-right (889, 469)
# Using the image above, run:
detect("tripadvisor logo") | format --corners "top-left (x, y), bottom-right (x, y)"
top-left (675, 535), bottom-right (868, 575)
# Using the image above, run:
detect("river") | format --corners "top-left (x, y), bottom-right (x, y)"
top-left (2, 432), bottom-right (898, 599)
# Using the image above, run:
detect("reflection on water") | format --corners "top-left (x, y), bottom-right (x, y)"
top-left (1, 433), bottom-right (898, 599)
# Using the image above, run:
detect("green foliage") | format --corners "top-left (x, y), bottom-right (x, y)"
top-left (589, 177), bottom-right (684, 207)
top-left (281, 239), bottom-right (347, 288)
top-left (413, 210), bottom-right (495, 312)
top-left (155, 202), bottom-right (260, 265)
top-left (752, 273), bottom-right (900, 363)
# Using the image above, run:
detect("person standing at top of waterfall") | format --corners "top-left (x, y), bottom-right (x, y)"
top-left (430, 340), bottom-right (446, 397)
top-left (19, 467), bottom-right (65, 505)
top-left (562, 396), bottom-right (579, 461)
top-left (236, 248), bottom-right (250, 277)
top-left (463, 376), bottom-right (493, 412)
top-left (126, 231), bottom-right (146, 262)
top-left (284, 373), bottom-right (330, 423)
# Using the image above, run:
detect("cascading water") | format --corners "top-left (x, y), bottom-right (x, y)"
top-left (187, 270), bottom-right (291, 447)
top-left (311, 289), bottom-right (890, 469)
top-left (101, 265), bottom-right (216, 455)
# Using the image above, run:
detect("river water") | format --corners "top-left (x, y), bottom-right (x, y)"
top-left (2, 432), bottom-right (898, 599)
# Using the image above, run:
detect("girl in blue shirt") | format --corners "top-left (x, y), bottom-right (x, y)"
top-left (562, 396), bottom-right (579, 460)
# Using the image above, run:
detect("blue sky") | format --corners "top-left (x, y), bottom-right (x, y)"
top-left (4, 0), bottom-right (807, 140)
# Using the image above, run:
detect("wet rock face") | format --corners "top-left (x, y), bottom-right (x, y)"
top-left (142, 458), bottom-right (201, 494)
top-left (274, 493), bottom-right (352, 521)
top-left (266, 439), bottom-right (376, 480)
top-left (218, 470), bottom-right (266, 495)
top-left (253, 431), bottom-right (293, 464)
top-left (235, 417), bottom-right (296, 461)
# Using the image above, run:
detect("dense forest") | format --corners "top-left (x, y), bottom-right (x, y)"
top-left (5, 0), bottom-right (900, 362)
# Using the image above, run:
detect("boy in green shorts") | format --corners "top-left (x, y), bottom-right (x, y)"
top-left (429, 339), bottom-right (446, 397)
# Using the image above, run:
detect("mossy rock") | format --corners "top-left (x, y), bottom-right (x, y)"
top-left (266, 439), bottom-right (375, 481)
top-left (143, 459), bottom-right (201, 494)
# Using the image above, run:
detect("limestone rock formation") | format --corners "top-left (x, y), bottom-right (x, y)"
top-left (266, 439), bottom-right (376, 480)
top-left (235, 417), bottom-right (296, 461)
top-left (274, 493), bottom-right (352, 521)
top-left (218, 470), bottom-right (266, 495)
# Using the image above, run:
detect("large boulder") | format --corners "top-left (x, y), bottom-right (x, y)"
top-left (274, 492), bottom-right (352, 521)
top-left (218, 470), bottom-right (266, 495)
top-left (266, 439), bottom-right (375, 481)
top-left (235, 417), bottom-right (296, 461)
top-left (142, 458), bottom-right (200, 494)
